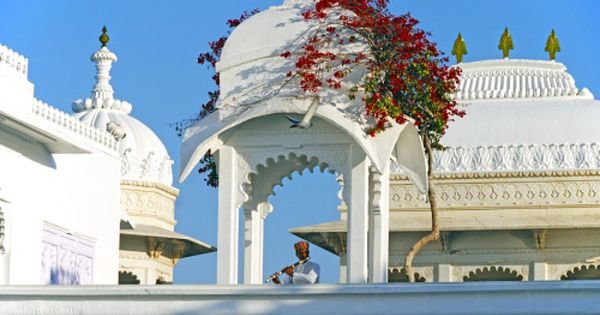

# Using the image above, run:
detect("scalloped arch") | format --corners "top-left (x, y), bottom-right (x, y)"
top-left (241, 152), bottom-right (341, 211)
top-left (463, 266), bottom-right (524, 282)
top-left (561, 264), bottom-right (600, 280)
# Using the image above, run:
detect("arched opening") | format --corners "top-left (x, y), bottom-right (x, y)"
top-left (118, 271), bottom-right (140, 284)
top-left (561, 265), bottom-right (600, 280)
top-left (262, 167), bottom-right (341, 283)
top-left (463, 266), bottom-right (523, 282)
top-left (388, 268), bottom-right (426, 283)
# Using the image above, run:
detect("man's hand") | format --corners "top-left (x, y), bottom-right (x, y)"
top-left (271, 274), bottom-right (281, 284)
top-left (283, 266), bottom-right (294, 276)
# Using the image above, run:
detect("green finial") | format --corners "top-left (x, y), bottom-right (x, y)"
top-left (452, 33), bottom-right (468, 63)
top-left (545, 29), bottom-right (560, 61)
top-left (498, 27), bottom-right (514, 59)
top-left (99, 26), bottom-right (110, 47)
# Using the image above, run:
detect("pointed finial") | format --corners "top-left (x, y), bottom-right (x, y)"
top-left (452, 33), bottom-right (468, 63)
top-left (545, 29), bottom-right (560, 61)
top-left (99, 26), bottom-right (110, 47)
top-left (498, 27), bottom-right (514, 59)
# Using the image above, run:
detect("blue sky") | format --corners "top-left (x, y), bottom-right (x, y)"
top-left (1, 1), bottom-right (599, 284)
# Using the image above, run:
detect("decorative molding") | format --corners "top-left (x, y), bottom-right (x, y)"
top-left (121, 150), bottom-right (173, 186)
top-left (121, 180), bottom-right (179, 197)
top-left (390, 177), bottom-right (600, 209)
top-left (533, 230), bottom-right (547, 250)
top-left (147, 238), bottom-right (164, 259)
top-left (0, 44), bottom-right (28, 78)
top-left (120, 189), bottom-right (175, 223)
top-left (393, 143), bottom-right (600, 175)
top-left (455, 60), bottom-right (580, 101)
top-left (31, 99), bottom-right (118, 152)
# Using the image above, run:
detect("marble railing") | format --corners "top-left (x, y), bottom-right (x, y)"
top-left (0, 44), bottom-right (28, 78)
top-left (32, 99), bottom-right (118, 152)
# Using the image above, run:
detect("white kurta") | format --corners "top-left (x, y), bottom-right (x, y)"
top-left (281, 261), bottom-right (320, 284)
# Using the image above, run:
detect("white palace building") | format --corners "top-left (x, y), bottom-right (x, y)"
top-left (2, 0), bottom-right (600, 314)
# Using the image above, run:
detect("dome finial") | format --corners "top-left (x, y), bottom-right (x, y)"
top-left (498, 27), bottom-right (514, 59)
top-left (545, 29), bottom-right (560, 61)
top-left (452, 33), bottom-right (468, 64)
top-left (99, 26), bottom-right (110, 47)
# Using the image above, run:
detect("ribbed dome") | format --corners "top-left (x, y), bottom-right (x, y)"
top-left (455, 59), bottom-right (592, 101)
top-left (72, 45), bottom-right (173, 186)
top-left (395, 59), bottom-right (600, 174)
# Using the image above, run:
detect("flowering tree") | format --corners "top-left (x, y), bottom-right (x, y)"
top-left (280, 0), bottom-right (464, 282)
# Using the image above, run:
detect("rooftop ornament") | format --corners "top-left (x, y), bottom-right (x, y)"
top-left (452, 33), bottom-right (468, 64)
top-left (545, 29), bottom-right (560, 61)
top-left (99, 26), bottom-right (110, 47)
top-left (498, 27), bottom-right (513, 59)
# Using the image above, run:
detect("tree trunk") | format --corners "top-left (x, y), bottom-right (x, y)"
top-left (403, 133), bottom-right (440, 282)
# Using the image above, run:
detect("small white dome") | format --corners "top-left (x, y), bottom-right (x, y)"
top-left (75, 109), bottom-right (173, 186)
top-left (72, 45), bottom-right (173, 186)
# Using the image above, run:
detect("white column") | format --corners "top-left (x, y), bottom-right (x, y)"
top-left (368, 168), bottom-right (389, 283)
top-left (346, 147), bottom-right (369, 284)
top-left (243, 209), bottom-right (261, 284)
top-left (217, 146), bottom-right (240, 285)
top-left (436, 264), bottom-right (452, 282)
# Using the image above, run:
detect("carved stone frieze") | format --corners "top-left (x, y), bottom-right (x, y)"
top-left (121, 184), bottom-right (176, 224)
top-left (390, 176), bottom-right (600, 209)
top-left (459, 265), bottom-right (528, 282)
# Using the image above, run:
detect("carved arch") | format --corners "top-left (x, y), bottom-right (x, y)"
top-left (463, 266), bottom-right (524, 282)
top-left (241, 152), bottom-right (343, 211)
top-left (561, 264), bottom-right (600, 280)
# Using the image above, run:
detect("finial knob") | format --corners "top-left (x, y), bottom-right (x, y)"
top-left (545, 29), bottom-right (560, 61)
top-left (452, 33), bottom-right (468, 63)
top-left (99, 26), bottom-right (110, 47)
top-left (498, 27), bottom-right (514, 59)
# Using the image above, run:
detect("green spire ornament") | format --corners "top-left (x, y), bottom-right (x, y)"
top-left (498, 27), bottom-right (514, 59)
top-left (99, 26), bottom-right (110, 47)
top-left (452, 33), bottom-right (468, 63)
top-left (545, 29), bottom-right (560, 61)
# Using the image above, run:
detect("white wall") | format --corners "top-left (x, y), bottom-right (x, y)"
top-left (0, 129), bottom-right (121, 284)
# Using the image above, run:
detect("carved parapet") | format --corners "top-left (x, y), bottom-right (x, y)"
top-left (0, 44), bottom-right (28, 79)
top-left (31, 99), bottom-right (118, 152)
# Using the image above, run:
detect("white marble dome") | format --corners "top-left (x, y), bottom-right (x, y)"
top-left (74, 108), bottom-right (173, 186)
top-left (72, 46), bottom-right (173, 186)
top-left (395, 58), bottom-right (600, 174)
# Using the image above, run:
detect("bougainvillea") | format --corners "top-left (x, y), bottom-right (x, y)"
top-left (173, 9), bottom-right (260, 187)
top-left (280, 0), bottom-right (464, 282)
top-left (282, 0), bottom-right (464, 146)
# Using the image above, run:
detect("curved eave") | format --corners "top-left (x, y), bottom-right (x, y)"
top-left (179, 97), bottom-right (427, 193)
top-left (120, 224), bottom-right (216, 258)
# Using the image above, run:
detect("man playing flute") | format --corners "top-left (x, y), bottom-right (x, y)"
top-left (271, 241), bottom-right (320, 284)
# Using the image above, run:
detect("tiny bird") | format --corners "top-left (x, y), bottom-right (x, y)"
top-left (286, 98), bottom-right (319, 129)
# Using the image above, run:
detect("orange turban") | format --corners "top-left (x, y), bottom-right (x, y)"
top-left (294, 241), bottom-right (309, 251)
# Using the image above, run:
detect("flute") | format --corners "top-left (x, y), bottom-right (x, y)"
top-left (265, 257), bottom-right (310, 282)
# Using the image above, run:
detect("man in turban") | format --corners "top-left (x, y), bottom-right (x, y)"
top-left (271, 241), bottom-right (320, 284)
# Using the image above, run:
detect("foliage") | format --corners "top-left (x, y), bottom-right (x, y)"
top-left (173, 9), bottom-right (260, 187)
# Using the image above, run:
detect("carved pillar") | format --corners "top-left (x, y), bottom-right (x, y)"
top-left (346, 146), bottom-right (369, 284)
top-left (217, 146), bottom-right (240, 285)
top-left (368, 167), bottom-right (389, 283)
top-left (243, 202), bottom-right (272, 284)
